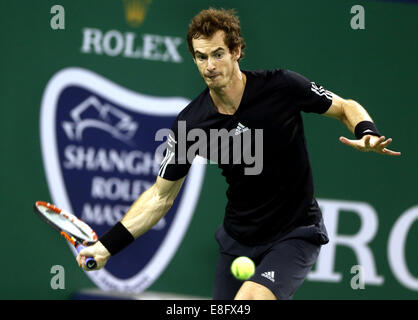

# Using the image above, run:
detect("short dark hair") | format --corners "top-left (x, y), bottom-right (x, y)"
top-left (187, 8), bottom-right (246, 61)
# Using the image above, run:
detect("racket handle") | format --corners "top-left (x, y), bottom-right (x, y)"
top-left (76, 244), bottom-right (97, 270)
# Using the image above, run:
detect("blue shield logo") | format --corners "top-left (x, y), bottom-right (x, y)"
top-left (40, 68), bottom-right (205, 292)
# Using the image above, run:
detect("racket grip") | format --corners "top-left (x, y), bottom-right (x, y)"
top-left (76, 244), bottom-right (97, 270)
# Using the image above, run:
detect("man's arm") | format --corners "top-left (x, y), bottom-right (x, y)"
top-left (76, 176), bottom-right (186, 270)
top-left (121, 176), bottom-right (185, 238)
top-left (323, 93), bottom-right (401, 156)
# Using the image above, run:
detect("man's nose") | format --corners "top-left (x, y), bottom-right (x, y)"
top-left (207, 57), bottom-right (216, 71)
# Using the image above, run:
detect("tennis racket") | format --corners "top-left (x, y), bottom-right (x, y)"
top-left (33, 201), bottom-right (98, 270)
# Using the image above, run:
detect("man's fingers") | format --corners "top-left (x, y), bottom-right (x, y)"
top-left (382, 148), bottom-right (402, 156)
top-left (77, 254), bottom-right (92, 271)
top-left (76, 243), bottom-right (109, 271)
top-left (76, 254), bottom-right (83, 268)
top-left (364, 135), bottom-right (371, 148)
top-left (75, 242), bottom-right (110, 271)
top-left (340, 136), bottom-right (361, 150)
top-left (379, 138), bottom-right (393, 149)
top-left (371, 136), bottom-right (386, 148)
top-left (340, 136), bottom-right (354, 146)
top-left (371, 137), bottom-right (401, 155)
top-left (77, 247), bottom-right (93, 270)
top-left (340, 135), bottom-right (400, 156)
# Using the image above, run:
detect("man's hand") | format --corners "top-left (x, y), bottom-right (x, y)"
top-left (76, 241), bottom-right (111, 271)
top-left (339, 135), bottom-right (401, 156)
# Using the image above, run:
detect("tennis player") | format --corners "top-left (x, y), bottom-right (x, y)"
top-left (77, 8), bottom-right (400, 300)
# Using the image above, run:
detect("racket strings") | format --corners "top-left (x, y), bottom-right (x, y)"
top-left (58, 209), bottom-right (97, 241)
top-left (38, 204), bottom-right (97, 242)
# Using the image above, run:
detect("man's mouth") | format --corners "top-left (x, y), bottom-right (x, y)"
top-left (206, 73), bottom-right (220, 80)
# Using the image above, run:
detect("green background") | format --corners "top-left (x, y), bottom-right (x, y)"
top-left (0, 0), bottom-right (417, 299)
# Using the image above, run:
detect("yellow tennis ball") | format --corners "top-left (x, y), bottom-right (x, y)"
top-left (230, 256), bottom-right (255, 280)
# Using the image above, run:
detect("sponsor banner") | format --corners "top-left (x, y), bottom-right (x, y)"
top-left (40, 67), bottom-right (205, 292)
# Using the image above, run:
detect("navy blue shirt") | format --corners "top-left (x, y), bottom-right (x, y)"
top-left (159, 69), bottom-right (333, 245)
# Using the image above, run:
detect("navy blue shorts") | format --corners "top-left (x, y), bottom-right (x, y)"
top-left (212, 218), bottom-right (329, 300)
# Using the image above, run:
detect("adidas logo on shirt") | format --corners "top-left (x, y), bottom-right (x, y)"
top-left (310, 82), bottom-right (333, 101)
top-left (235, 122), bottom-right (249, 135)
top-left (261, 271), bottom-right (275, 283)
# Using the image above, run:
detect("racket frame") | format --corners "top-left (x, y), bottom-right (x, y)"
top-left (33, 201), bottom-right (98, 269)
top-left (34, 201), bottom-right (98, 245)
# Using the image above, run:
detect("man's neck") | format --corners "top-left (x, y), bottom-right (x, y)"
top-left (209, 70), bottom-right (246, 115)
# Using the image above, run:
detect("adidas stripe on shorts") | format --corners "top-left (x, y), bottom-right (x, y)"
top-left (212, 217), bottom-right (329, 300)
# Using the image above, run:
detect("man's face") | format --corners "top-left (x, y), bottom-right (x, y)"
top-left (192, 30), bottom-right (240, 90)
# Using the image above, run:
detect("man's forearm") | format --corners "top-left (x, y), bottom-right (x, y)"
top-left (340, 99), bottom-right (373, 133)
top-left (78, 185), bottom-right (172, 266)
top-left (120, 185), bottom-right (173, 239)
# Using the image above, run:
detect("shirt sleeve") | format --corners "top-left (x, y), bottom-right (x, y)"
top-left (284, 69), bottom-right (333, 114)
top-left (158, 119), bottom-right (192, 181)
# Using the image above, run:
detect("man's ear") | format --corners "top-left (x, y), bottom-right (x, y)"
top-left (232, 46), bottom-right (241, 61)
